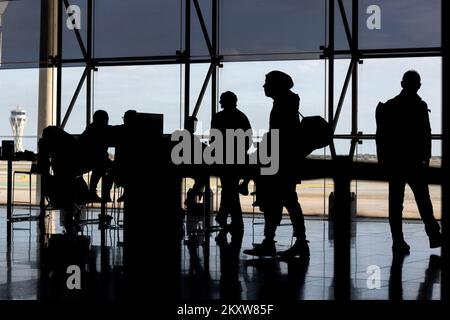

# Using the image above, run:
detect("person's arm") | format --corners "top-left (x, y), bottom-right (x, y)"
top-left (375, 102), bottom-right (388, 165)
top-left (210, 116), bottom-right (217, 145)
top-left (422, 102), bottom-right (432, 166)
top-left (244, 116), bottom-right (253, 153)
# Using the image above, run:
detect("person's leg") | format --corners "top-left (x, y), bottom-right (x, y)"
top-left (88, 157), bottom-right (112, 196)
top-left (263, 200), bottom-right (283, 241)
top-left (185, 176), bottom-right (205, 206)
top-left (87, 169), bottom-right (102, 202)
top-left (191, 178), bottom-right (205, 195)
top-left (229, 176), bottom-right (244, 230)
top-left (278, 181), bottom-right (309, 258)
top-left (408, 177), bottom-right (441, 247)
top-left (283, 182), bottom-right (306, 241)
top-left (238, 178), bottom-right (251, 196)
top-left (101, 172), bottom-right (114, 202)
top-left (216, 176), bottom-right (231, 227)
top-left (243, 176), bottom-right (281, 256)
top-left (243, 202), bottom-right (281, 256)
top-left (89, 170), bottom-right (101, 193)
top-left (389, 178), bottom-right (410, 253)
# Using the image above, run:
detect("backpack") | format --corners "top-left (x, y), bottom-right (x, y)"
top-left (298, 113), bottom-right (333, 156)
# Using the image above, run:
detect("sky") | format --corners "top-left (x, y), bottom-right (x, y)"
top-left (0, 57), bottom-right (443, 156)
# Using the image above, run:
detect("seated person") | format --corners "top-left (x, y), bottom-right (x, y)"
top-left (37, 126), bottom-right (89, 209)
top-left (183, 116), bottom-right (208, 207)
top-left (79, 110), bottom-right (114, 202)
top-left (108, 110), bottom-right (138, 203)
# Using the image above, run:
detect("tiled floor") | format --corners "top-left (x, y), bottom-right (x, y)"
top-left (0, 206), bottom-right (124, 300)
top-left (0, 207), bottom-right (442, 300)
top-left (180, 215), bottom-right (442, 300)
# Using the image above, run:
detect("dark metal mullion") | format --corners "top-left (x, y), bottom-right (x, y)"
top-left (337, 0), bottom-right (352, 49)
top-left (184, 0), bottom-right (191, 129)
top-left (334, 47), bottom-right (442, 55)
top-left (61, 67), bottom-right (89, 129)
top-left (61, 56), bottom-right (203, 64)
top-left (56, 48), bottom-right (441, 66)
top-left (192, 63), bottom-right (214, 118)
top-left (333, 59), bottom-right (355, 132)
top-left (349, 0), bottom-right (359, 158)
top-left (334, 134), bottom-right (443, 139)
top-left (361, 52), bottom-right (442, 59)
top-left (63, 0), bottom-right (88, 59)
top-left (211, 0), bottom-right (218, 117)
top-left (328, 0), bottom-right (337, 157)
top-left (86, 71), bottom-right (92, 124)
top-left (441, 0), bottom-right (449, 302)
top-left (56, 0), bottom-right (63, 128)
top-left (192, 0), bottom-right (214, 58)
top-left (85, 55), bottom-right (181, 63)
top-left (95, 59), bottom-right (213, 67)
top-left (86, 0), bottom-right (93, 126)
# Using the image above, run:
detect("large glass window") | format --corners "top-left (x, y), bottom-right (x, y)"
top-left (0, 68), bottom-right (42, 204)
top-left (356, 57), bottom-right (442, 220)
top-left (218, 60), bottom-right (329, 216)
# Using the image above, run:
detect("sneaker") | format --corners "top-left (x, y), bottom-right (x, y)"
top-left (392, 239), bottom-right (410, 255)
top-left (429, 233), bottom-right (442, 249)
top-left (243, 239), bottom-right (276, 256)
top-left (278, 240), bottom-right (310, 259)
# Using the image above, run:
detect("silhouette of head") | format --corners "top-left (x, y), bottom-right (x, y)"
top-left (219, 91), bottom-right (238, 109)
top-left (42, 126), bottom-right (59, 141)
top-left (123, 110), bottom-right (137, 126)
top-left (185, 116), bottom-right (198, 134)
top-left (93, 110), bottom-right (109, 126)
top-left (264, 71), bottom-right (294, 98)
top-left (401, 70), bottom-right (421, 94)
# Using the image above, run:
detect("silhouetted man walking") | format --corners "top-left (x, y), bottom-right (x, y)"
top-left (211, 91), bottom-right (252, 231)
top-left (244, 71), bottom-right (309, 259)
top-left (376, 70), bottom-right (441, 255)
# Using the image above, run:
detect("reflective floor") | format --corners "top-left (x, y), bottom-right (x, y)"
top-left (0, 206), bottom-right (124, 300)
top-left (180, 215), bottom-right (442, 300)
top-left (0, 207), bottom-right (442, 300)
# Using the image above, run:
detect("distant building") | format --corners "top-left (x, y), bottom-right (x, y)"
top-left (10, 108), bottom-right (27, 152)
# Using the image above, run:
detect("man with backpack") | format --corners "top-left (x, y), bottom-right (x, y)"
top-left (244, 71), bottom-right (310, 259)
top-left (376, 70), bottom-right (442, 255)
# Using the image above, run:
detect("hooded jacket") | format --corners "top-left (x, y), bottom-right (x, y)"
top-left (269, 90), bottom-right (301, 175)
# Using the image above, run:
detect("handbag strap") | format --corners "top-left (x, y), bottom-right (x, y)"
top-left (298, 111), bottom-right (304, 119)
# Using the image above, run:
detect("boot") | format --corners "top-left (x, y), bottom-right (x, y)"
top-left (278, 239), bottom-right (310, 259)
top-left (429, 232), bottom-right (442, 249)
top-left (243, 239), bottom-right (276, 256)
top-left (392, 239), bottom-right (410, 255)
